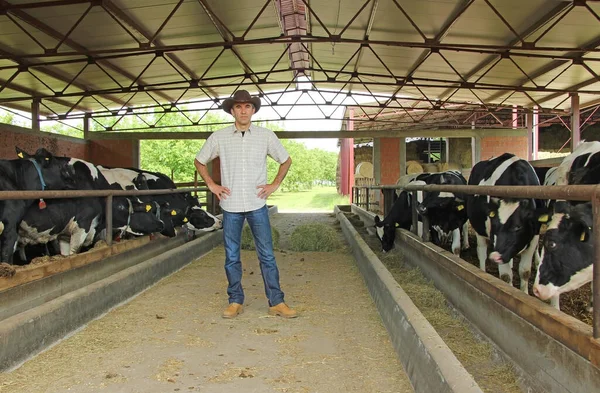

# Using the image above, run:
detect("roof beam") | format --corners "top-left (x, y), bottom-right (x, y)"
top-left (439, 2), bottom-right (572, 101)
top-left (87, 128), bottom-right (527, 141)
top-left (2, 1), bottom-right (176, 104)
top-left (197, 0), bottom-right (269, 98)
top-left (101, 0), bottom-right (218, 100)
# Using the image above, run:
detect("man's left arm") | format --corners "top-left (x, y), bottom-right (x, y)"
top-left (257, 157), bottom-right (292, 199)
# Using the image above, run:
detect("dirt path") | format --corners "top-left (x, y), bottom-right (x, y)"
top-left (0, 213), bottom-right (412, 393)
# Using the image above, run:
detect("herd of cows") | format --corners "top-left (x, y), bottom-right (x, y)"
top-left (0, 147), bottom-right (222, 266)
top-left (374, 141), bottom-right (600, 311)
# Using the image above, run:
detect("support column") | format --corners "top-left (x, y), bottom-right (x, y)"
top-left (373, 138), bottom-right (381, 184)
top-left (83, 113), bottom-right (90, 140)
top-left (31, 98), bottom-right (40, 131)
top-left (399, 138), bottom-right (406, 178)
top-left (571, 93), bottom-right (580, 151)
top-left (471, 121), bottom-right (481, 165)
top-left (526, 108), bottom-right (539, 160)
top-left (340, 109), bottom-right (355, 198)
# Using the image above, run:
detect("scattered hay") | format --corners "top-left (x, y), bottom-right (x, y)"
top-left (154, 358), bottom-right (185, 383)
top-left (353, 222), bottom-right (523, 393)
top-left (289, 223), bottom-right (340, 252)
top-left (93, 240), bottom-right (109, 249)
top-left (0, 262), bottom-right (16, 277)
top-left (208, 366), bottom-right (259, 383)
top-left (241, 225), bottom-right (280, 250)
top-left (29, 254), bottom-right (65, 265)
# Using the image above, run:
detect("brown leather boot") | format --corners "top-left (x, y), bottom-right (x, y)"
top-left (222, 303), bottom-right (243, 319)
top-left (268, 302), bottom-right (298, 318)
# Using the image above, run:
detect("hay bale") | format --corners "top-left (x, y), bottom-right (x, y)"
top-left (355, 162), bottom-right (374, 178)
top-left (422, 163), bottom-right (439, 173)
top-left (406, 160), bottom-right (423, 174)
top-left (290, 223), bottom-right (340, 252)
top-left (241, 225), bottom-right (280, 250)
top-left (439, 162), bottom-right (461, 172)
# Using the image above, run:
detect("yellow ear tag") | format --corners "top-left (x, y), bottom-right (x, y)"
top-left (538, 214), bottom-right (549, 223)
top-left (45, 157), bottom-right (49, 161)
top-left (145, 204), bottom-right (152, 212)
top-left (183, 217), bottom-right (188, 223)
top-left (171, 210), bottom-right (177, 216)
top-left (395, 223), bottom-right (400, 228)
top-left (580, 232), bottom-right (586, 242)
top-left (457, 204), bottom-right (464, 211)
top-left (17, 152), bottom-right (23, 158)
top-left (489, 211), bottom-right (496, 218)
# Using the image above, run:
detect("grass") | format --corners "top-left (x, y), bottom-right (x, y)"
top-left (267, 186), bottom-right (350, 212)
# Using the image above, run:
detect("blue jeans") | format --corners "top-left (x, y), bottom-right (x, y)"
top-left (222, 205), bottom-right (284, 306)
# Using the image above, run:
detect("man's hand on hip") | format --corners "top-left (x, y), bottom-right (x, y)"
top-left (257, 183), bottom-right (279, 199)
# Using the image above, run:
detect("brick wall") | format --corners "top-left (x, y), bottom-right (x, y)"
top-left (0, 123), bottom-right (137, 167)
top-left (0, 123), bottom-right (87, 160)
top-left (379, 138), bottom-right (400, 185)
top-left (88, 140), bottom-right (136, 168)
top-left (480, 136), bottom-right (529, 161)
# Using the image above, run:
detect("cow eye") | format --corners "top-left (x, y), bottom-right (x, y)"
top-left (513, 225), bottom-right (522, 232)
top-left (546, 240), bottom-right (557, 250)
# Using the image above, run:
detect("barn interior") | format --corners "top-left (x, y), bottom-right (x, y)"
top-left (1, 1), bottom-right (600, 392)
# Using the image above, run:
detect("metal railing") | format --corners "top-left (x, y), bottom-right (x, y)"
top-left (0, 186), bottom-right (210, 247)
top-left (353, 183), bottom-right (600, 339)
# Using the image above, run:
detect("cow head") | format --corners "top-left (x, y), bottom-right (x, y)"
top-left (151, 201), bottom-right (177, 237)
top-left (113, 197), bottom-right (164, 236)
top-left (374, 215), bottom-right (396, 252)
top-left (186, 206), bottom-right (222, 232)
top-left (487, 198), bottom-right (541, 265)
top-left (533, 202), bottom-right (594, 301)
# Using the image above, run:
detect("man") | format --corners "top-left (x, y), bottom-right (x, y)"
top-left (194, 89), bottom-right (297, 319)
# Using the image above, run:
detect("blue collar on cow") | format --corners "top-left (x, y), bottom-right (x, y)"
top-left (28, 158), bottom-right (48, 209)
top-left (28, 158), bottom-right (47, 190)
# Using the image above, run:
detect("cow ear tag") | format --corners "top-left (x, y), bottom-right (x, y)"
top-left (171, 210), bottom-right (177, 216)
top-left (580, 231), bottom-right (587, 242)
top-left (395, 223), bottom-right (400, 228)
top-left (538, 214), bottom-right (549, 223)
top-left (145, 204), bottom-right (152, 212)
top-left (17, 152), bottom-right (23, 158)
top-left (38, 198), bottom-right (46, 209)
top-left (183, 217), bottom-right (188, 223)
top-left (489, 211), bottom-right (496, 217)
top-left (456, 204), bottom-right (464, 211)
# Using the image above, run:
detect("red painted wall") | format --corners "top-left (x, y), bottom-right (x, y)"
top-left (88, 140), bottom-right (136, 168)
top-left (480, 136), bottom-right (529, 161)
top-left (0, 124), bottom-right (87, 160)
top-left (379, 138), bottom-right (400, 185)
top-left (0, 123), bottom-right (136, 167)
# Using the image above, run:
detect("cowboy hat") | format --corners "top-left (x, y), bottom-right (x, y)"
top-left (221, 89), bottom-right (261, 114)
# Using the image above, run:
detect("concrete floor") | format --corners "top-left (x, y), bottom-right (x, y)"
top-left (0, 213), bottom-right (413, 393)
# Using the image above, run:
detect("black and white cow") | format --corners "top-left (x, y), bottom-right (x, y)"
top-left (374, 173), bottom-right (427, 252)
top-left (467, 153), bottom-right (543, 294)
top-left (416, 170), bottom-right (469, 255)
top-left (17, 153), bottom-right (165, 259)
top-left (124, 167), bottom-right (222, 232)
top-left (0, 148), bottom-right (75, 264)
top-left (532, 141), bottom-right (600, 309)
top-left (533, 202), bottom-right (593, 310)
top-left (374, 171), bottom-right (468, 254)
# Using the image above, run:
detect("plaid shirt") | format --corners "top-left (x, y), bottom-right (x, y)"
top-left (196, 124), bottom-right (290, 213)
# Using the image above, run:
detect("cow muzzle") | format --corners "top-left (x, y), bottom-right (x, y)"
top-left (489, 251), bottom-right (505, 264)
top-left (417, 204), bottom-right (427, 215)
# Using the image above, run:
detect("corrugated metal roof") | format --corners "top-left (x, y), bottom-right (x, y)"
top-left (0, 0), bottom-right (599, 129)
